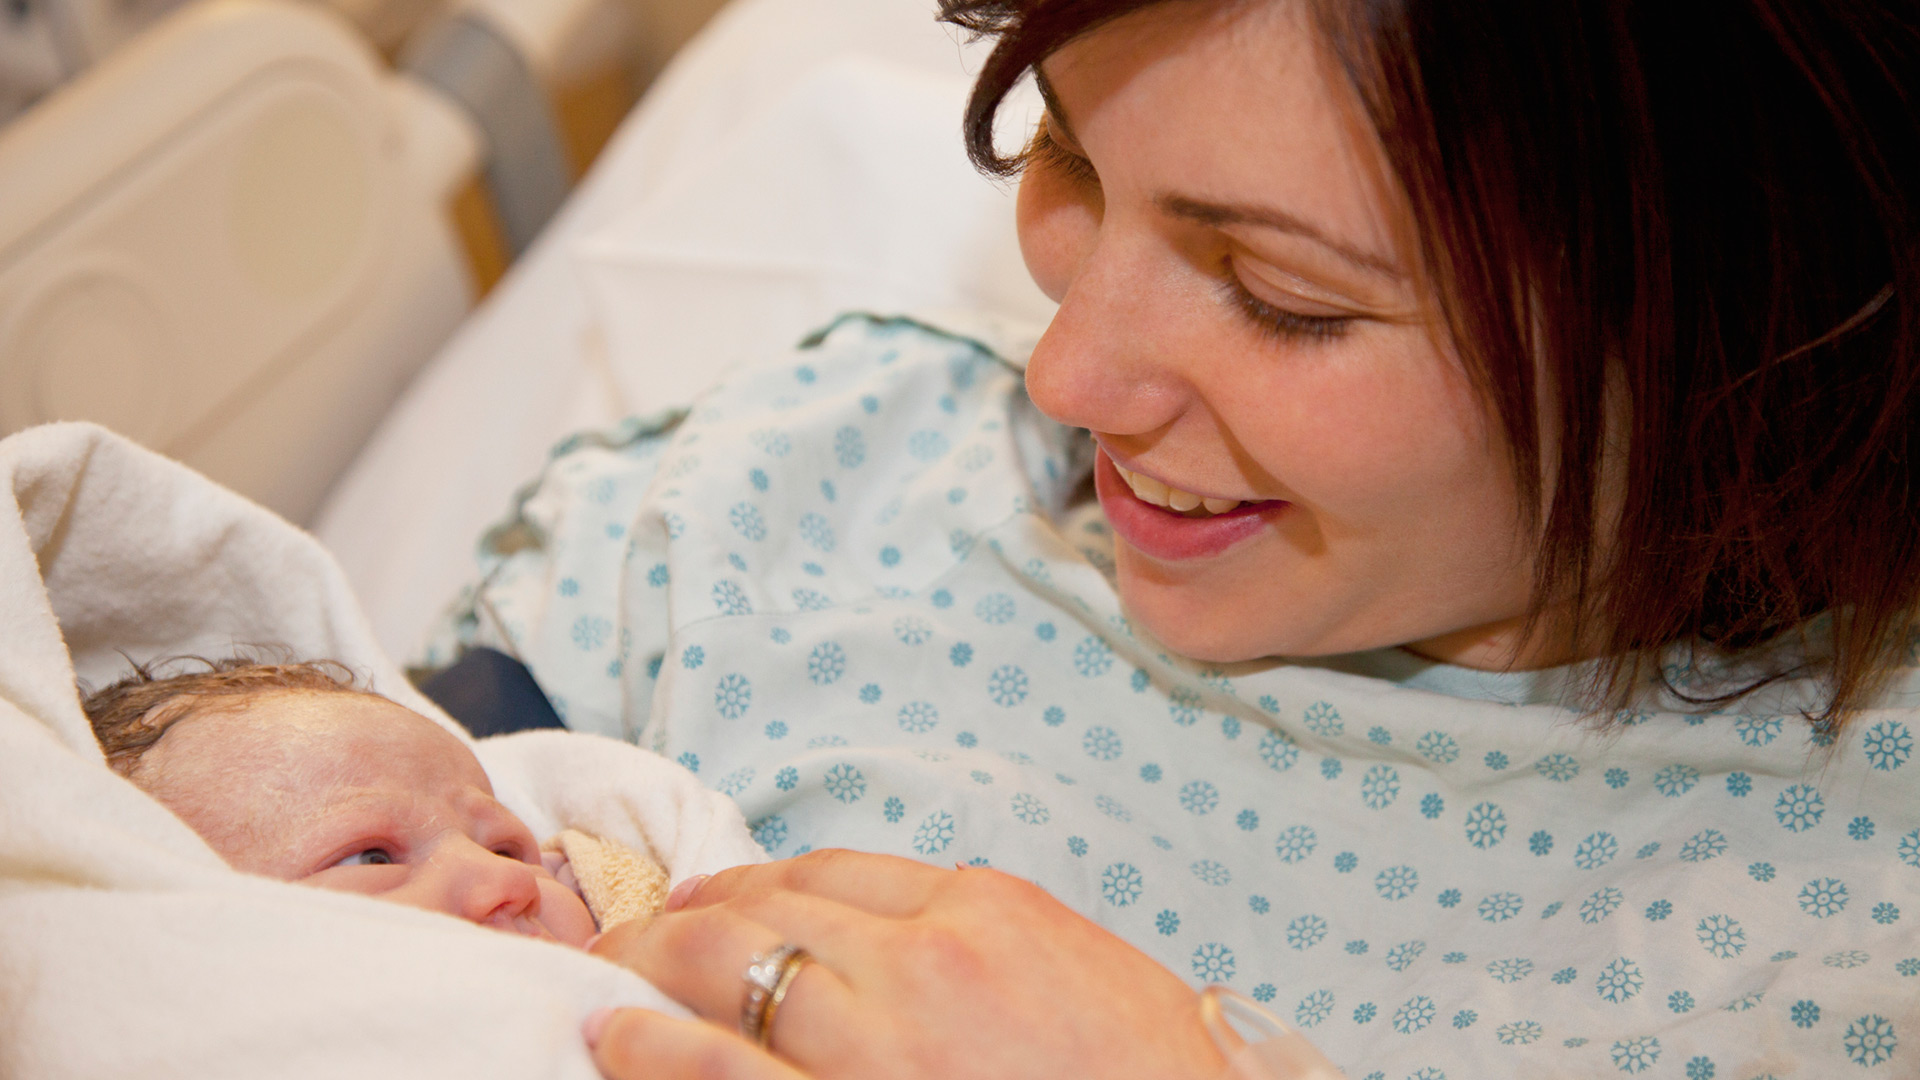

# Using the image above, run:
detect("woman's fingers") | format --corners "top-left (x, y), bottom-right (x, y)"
top-left (587, 1008), bottom-right (811, 1080)
top-left (592, 899), bottom-right (860, 1065)
top-left (675, 848), bottom-right (949, 916)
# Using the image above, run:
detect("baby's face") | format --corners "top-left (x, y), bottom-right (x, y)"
top-left (136, 691), bottom-right (597, 948)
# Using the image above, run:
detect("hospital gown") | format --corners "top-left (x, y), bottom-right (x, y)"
top-left (438, 314), bottom-right (1920, 1079)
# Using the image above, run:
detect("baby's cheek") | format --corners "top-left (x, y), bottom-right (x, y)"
top-left (537, 874), bottom-right (599, 949)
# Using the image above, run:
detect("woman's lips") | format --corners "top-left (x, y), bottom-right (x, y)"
top-left (1093, 448), bottom-right (1284, 561)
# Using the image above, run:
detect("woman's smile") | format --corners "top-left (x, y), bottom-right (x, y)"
top-left (1093, 445), bottom-right (1282, 561)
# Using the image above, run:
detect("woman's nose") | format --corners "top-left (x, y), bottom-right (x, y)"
top-left (1023, 232), bottom-right (1190, 439)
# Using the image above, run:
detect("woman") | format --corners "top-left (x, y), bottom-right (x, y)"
top-left (463, 0), bottom-right (1919, 1075)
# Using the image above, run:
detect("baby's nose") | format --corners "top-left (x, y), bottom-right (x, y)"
top-left (434, 839), bottom-right (543, 931)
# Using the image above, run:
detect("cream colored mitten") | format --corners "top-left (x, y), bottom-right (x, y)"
top-left (540, 829), bottom-right (672, 932)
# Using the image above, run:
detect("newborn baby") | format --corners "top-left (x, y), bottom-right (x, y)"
top-left (83, 658), bottom-right (616, 947)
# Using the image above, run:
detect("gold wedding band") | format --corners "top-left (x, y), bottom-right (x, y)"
top-left (740, 944), bottom-right (812, 1051)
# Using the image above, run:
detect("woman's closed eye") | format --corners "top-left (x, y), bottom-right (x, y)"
top-left (1025, 119), bottom-right (1098, 186)
top-left (1222, 274), bottom-right (1356, 342)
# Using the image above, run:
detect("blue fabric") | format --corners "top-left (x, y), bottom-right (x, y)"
top-left (437, 314), bottom-right (1920, 1079)
top-left (419, 646), bottom-right (565, 739)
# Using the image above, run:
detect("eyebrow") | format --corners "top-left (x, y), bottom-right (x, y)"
top-left (1157, 194), bottom-right (1405, 280)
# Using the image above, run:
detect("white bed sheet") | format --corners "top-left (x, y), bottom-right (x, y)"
top-left (315, 0), bottom-right (1052, 660)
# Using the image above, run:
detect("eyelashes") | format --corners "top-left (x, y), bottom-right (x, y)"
top-left (1023, 122), bottom-right (1099, 186)
top-left (1027, 117), bottom-right (1356, 345)
top-left (1222, 276), bottom-right (1356, 343)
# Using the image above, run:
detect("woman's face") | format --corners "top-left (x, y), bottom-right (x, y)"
top-left (1018, 0), bottom-right (1543, 669)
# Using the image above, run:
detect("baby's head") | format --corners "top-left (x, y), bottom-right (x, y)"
top-left (83, 658), bottom-right (596, 947)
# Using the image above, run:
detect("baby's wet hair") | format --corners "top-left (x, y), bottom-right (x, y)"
top-left (80, 655), bottom-right (372, 777)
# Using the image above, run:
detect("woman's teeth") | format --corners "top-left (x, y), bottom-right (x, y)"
top-left (1112, 462), bottom-right (1243, 516)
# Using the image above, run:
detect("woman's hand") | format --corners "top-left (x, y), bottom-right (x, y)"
top-left (586, 849), bottom-right (1229, 1080)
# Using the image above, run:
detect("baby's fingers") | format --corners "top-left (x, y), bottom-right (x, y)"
top-left (587, 1008), bottom-right (811, 1080)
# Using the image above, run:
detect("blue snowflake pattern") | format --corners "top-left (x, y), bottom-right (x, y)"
top-left (1259, 730), bottom-right (1300, 772)
top-left (893, 617), bottom-right (932, 645)
top-left (913, 811), bottom-right (955, 855)
top-left (807, 642), bottom-right (847, 685)
top-left (1392, 996), bottom-right (1437, 1034)
top-left (727, 502), bottom-right (768, 541)
top-left (949, 642), bottom-right (973, 667)
top-left (1155, 909), bottom-right (1181, 936)
top-left (1553, 967), bottom-right (1579, 984)
top-left (1678, 829), bottom-right (1728, 862)
top-left (681, 645), bottom-right (705, 669)
top-left (1416, 730), bottom-right (1460, 763)
top-left (1360, 765), bottom-right (1401, 809)
top-left (1437, 889), bottom-right (1461, 908)
top-left (1165, 687), bottom-right (1204, 727)
top-left (1695, 915), bottom-right (1746, 958)
top-left (1874, 902), bottom-right (1901, 925)
top-left (1653, 764), bottom-right (1701, 796)
top-left (1067, 836), bottom-right (1088, 857)
top-left (1734, 713), bottom-right (1784, 747)
top-left (1791, 1000), bottom-right (1821, 1028)
top-left (1726, 771), bottom-right (1752, 796)
top-left (1303, 701), bottom-right (1344, 736)
top-left (1295, 990), bottom-right (1334, 1028)
top-left (1453, 1010), bottom-right (1478, 1030)
top-left (1367, 726), bottom-right (1392, 745)
top-left (570, 616), bottom-right (612, 651)
top-left (1083, 726), bottom-right (1123, 760)
top-left (883, 796), bottom-right (905, 823)
top-left (897, 701), bottom-right (939, 733)
top-left (1684, 1055), bottom-right (1714, 1080)
top-left (1899, 958), bottom-right (1920, 977)
top-left (1901, 829), bottom-right (1920, 867)
top-left (1478, 892), bottom-right (1524, 922)
top-left (1236, 809), bottom-right (1260, 831)
top-left (1604, 767), bottom-right (1630, 789)
top-left (1420, 792), bottom-right (1444, 818)
top-left (1101, 862), bottom-right (1144, 906)
top-left (1581, 887), bottom-right (1625, 924)
top-left (1334, 851), bottom-right (1358, 873)
top-left (1496, 1021), bottom-right (1544, 1045)
top-left (1535, 753), bottom-right (1580, 781)
top-left (1179, 780), bottom-right (1220, 815)
top-left (646, 564), bottom-right (669, 587)
top-left (1850, 816), bottom-right (1876, 840)
top-left (1485, 750), bottom-right (1510, 770)
top-left (1825, 950), bottom-right (1871, 970)
top-left (973, 592), bottom-right (1015, 625)
top-left (1275, 825), bottom-right (1319, 864)
top-left (796, 512), bottom-right (836, 552)
top-left (987, 664), bottom-right (1030, 706)
top-left (823, 763), bottom-right (867, 804)
top-left (832, 426), bottom-right (865, 467)
top-left (1248, 894), bottom-right (1270, 914)
top-left (774, 766), bottom-right (799, 791)
top-left (1574, 831), bottom-right (1620, 869)
top-left (1375, 865), bottom-right (1420, 900)
top-left (1073, 636), bottom-right (1115, 677)
top-left (1798, 877), bottom-right (1850, 918)
top-left (1529, 830), bottom-right (1555, 856)
top-left (1749, 861), bottom-right (1776, 882)
top-left (1353, 1003), bottom-right (1378, 1024)
top-left (1287, 914), bottom-right (1328, 950)
top-left (1844, 1015), bottom-right (1897, 1067)
top-left (1191, 859), bottom-right (1231, 886)
top-left (1864, 720), bottom-right (1914, 771)
top-left (713, 673), bottom-right (752, 719)
top-left (1464, 802), bottom-right (1508, 849)
top-left (1595, 957), bottom-right (1644, 1003)
top-left (1645, 900), bottom-right (1672, 921)
top-left (1774, 784), bottom-right (1825, 831)
top-left (1385, 941), bottom-right (1427, 972)
top-left (1191, 943), bottom-right (1236, 982)
top-left (1487, 957), bottom-right (1534, 983)
top-left (1610, 1036), bottom-right (1660, 1073)
top-left (1669, 990), bottom-right (1695, 1013)
top-left (749, 815), bottom-right (788, 852)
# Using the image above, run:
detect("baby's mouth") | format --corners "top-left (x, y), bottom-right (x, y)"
top-left (1109, 461), bottom-right (1256, 518)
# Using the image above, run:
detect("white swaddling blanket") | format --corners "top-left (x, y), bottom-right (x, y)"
top-left (0, 421), bottom-right (765, 1079)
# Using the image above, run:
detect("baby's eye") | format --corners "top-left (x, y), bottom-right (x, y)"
top-left (338, 848), bottom-right (394, 867)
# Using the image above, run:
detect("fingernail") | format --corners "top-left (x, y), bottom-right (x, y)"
top-left (665, 874), bottom-right (710, 911)
top-left (582, 1007), bottom-right (614, 1049)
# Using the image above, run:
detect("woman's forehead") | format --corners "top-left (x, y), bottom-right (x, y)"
top-left (1042, 0), bottom-right (1406, 268)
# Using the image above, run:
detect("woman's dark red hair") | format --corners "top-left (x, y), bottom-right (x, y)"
top-left (941, 0), bottom-right (1920, 726)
